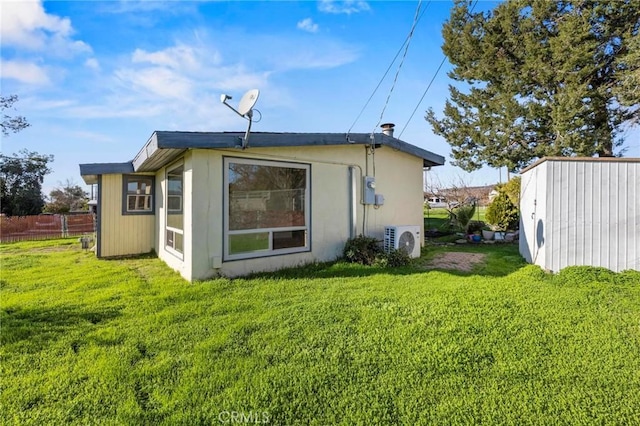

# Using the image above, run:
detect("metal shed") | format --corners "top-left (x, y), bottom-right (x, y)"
top-left (519, 157), bottom-right (640, 272)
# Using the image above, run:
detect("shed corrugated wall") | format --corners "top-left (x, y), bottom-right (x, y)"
top-left (522, 159), bottom-right (639, 272)
top-left (519, 161), bottom-right (547, 267)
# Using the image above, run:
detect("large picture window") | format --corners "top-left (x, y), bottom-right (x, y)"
top-left (224, 157), bottom-right (310, 260)
top-left (165, 162), bottom-right (184, 255)
top-left (122, 175), bottom-right (154, 214)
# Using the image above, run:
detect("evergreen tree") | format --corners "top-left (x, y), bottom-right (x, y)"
top-left (615, 31), bottom-right (640, 123)
top-left (486, 192), bottom-right (519, 231)
top-left (426, 0), bottom-right (640, 172)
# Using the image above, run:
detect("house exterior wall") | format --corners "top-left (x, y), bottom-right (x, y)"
top-left (156, 152), bottom-right (194, 280)
top-left (188, 144), bottom-right (425, 279)
top-left (98, 174), bottom-right (155, 257)
top-left (520, 159), bottom-right (640, 272)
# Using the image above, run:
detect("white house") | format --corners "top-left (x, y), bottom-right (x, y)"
top-left (519, 157), bottom-right (640, 272)
top-left (80, 131), bottom-right (444, 280)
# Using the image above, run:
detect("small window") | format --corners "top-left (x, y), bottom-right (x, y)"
top-left (123, 175), bottom-right (154, 214)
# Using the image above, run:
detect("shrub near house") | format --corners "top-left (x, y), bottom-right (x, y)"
top-left (486, 178), bottom-right (520, 232)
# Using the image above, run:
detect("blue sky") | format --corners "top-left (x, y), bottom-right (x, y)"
top-left (2, 0), bottom-right (638, 195)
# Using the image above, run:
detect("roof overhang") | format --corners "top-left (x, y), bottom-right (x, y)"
top-left (131, 131), bottom-right (445, 172)
top-left (79, 162), bottom-right (134, 184)
top-left (80, 131), bottom-right (446, 181)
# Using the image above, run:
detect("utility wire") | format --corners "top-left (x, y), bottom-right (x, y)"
top-left (398, 56), bottom-right (446, 138)
top-left (373, 0), bottom-right (423, 135)
top-left (346, 1), bottom-right (430, 136)
top-left (398, 0), bottom-right (480, 139)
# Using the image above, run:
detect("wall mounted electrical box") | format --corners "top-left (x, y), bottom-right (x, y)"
top-left (375, 194), bottom-right (385, 206)
top-left (363, 176), bottom-right (376, 204)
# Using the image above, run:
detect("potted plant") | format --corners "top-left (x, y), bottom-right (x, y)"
top-left (481, 226), bottom-right (495, 241)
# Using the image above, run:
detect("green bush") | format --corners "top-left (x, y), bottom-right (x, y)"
top-left (466, 220), bottom-right (485, 234)
top-left (500, 176), bottom-right (521, 206)
top-left (486, 192), bottom-right (519, 231)
top-left (343, 235), bottom-right (382, 266)
top-left (343, 236), bottom-right (412, 267)
top-left (374, 248), bottom-right (412, 268)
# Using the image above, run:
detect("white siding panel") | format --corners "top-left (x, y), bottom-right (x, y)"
top-left (632, 164), bottom-right (640, 271)
top-left (519, 161), bottom-right (547, 267)
top-left (522, 158), bottom-right (640, 272)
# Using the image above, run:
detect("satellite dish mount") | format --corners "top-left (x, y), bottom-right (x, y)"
top-left (220, 89), bottom-right (260, 149)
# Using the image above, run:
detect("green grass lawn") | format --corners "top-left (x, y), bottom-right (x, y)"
top-left (2, 239), bottom-right (640, 425)
top-left (424, 207), bottom-right (487, 231)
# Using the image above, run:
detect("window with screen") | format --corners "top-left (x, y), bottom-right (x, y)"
top-left (224, 157), bottom-right (310, 260)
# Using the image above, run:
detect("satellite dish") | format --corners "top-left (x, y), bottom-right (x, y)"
top-left (219, 88), bottom-right (261, 150)
top-left (237, 89), bottom-right (260, 116)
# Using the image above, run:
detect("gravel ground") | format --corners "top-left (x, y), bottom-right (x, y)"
top-left (424, 252), bottom-right (487, 272)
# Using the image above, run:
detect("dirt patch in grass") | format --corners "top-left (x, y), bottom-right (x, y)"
top-left (424, 252), bottom-right (488, 272)
top-left (32, 245), bottom-right (82, 253)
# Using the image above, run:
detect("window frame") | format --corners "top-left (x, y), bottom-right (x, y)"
top-left (223, 156), bottom-right (311, 261)
top-left (165, 161), bottom-right (184, 258)
top-left (122, 174), bottom-right (154, 215)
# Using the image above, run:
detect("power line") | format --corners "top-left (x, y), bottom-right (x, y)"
top-left (398, 56), bottom-right (446, 138)
top-left (373, 0), bottom-right (424, 135)
top-left (346, 1), bottom-right (430, 136)
top-left (398, 0), bottom-right (480, 139)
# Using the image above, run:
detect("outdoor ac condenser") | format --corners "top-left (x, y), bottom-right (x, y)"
top-left (384, 225), bottom-right (421, 258)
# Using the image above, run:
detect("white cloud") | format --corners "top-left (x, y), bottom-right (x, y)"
top-left (132, 45), bottom-right (210, 71)
top-left (85, 58), bottom-right (101, 70)
top-left (265, 37), bottom-right (359, 71)
top-left (96, 41), bottom-right (271, 128)
top-left (104, 0), bottom-right (197, 14)
top-left (0, 60), bottom-right (50, 85)
top-left (42, 30), bottom-right (353, 127)
top-left (0, 0), bottom-right (91, 55)
top-left (118, 43), bottom-right (269, 97)
top-left (115, 66), bottom-right (194, 99)
top-left (318, 0), bottom-right (370, 15)
top-left (297, 18), bottom-right (319, 33)
top-left (24, 98), bottom-right (76, 110)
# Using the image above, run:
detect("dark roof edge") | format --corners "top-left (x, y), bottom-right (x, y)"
top-left (79, 162), bottom-right (134, 176)
top-left (151, 131), bottom-right (445, 167)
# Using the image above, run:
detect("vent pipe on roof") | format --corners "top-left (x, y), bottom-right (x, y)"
top-left (381, 123), bottom-right (395, 137)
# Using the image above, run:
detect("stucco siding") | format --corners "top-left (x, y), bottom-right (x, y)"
top-left (156, 153), bottom-right (193, 280)
top-left (99, 174), bottom-right (154, 257)
top-left (188, 144), bottom-right (425, 279)
top-left (521, 158), bottom-right (640, 273)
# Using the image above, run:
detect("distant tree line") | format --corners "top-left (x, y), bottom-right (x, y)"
top-left (0, 95), bottom-right (88, 216)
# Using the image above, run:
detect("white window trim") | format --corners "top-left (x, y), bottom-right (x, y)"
top-left (224, 157), bottom-right (311, 261)
top-left (165, 161), bottom-right (184, 259)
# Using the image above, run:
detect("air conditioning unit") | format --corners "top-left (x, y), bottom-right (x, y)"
top-left (384, 225), bottom-right (421, 258)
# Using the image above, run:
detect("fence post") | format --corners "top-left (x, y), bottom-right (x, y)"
top-left (62, 214), bottom-right (68, 237)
